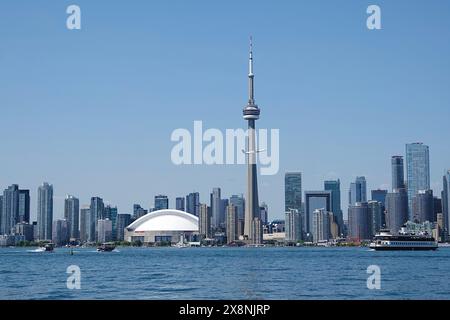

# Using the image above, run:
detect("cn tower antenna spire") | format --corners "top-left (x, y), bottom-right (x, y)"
top-left (248, 36), bottom-right (255, 104)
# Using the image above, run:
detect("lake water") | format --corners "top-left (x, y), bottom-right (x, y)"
top-left (0, 247), bottom-right (449, 300)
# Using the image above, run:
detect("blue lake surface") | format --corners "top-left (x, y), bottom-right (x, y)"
top-left (0, 247), bottom-right (449, 300)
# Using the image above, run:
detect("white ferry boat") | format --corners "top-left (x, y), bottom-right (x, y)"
top-left (369, 229), bottom-right (437, 251)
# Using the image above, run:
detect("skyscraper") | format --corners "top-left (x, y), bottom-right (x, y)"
top-left (133, 204), bottom-right (147, 219)
top-left (104, 205), bottom-right (118, 241)
top-left (1, 185), bottom-right (19, 235)
top-left (211, 188), bottom-right (221, 229)
top-left (97, 219), bottom-right (113, 243)
top-left (349, 177), bottom-right (367, 205)
top-left (412, 190), bottom-right (434, 223)
top-left (116, 213), bottom-right (131, 241)
top-left (154, 195), bottom-right (169, 211)
top-left (18, 189), bottom-right (30, 224)
top-left (199, 203), bottom-right (211, 239)
top-left (259, 202), bottom-right (268, 225)
top-left (285, 172), bottom-right (302, 213)
top-left (90, 197), bottom-right (104, 242)
top-left (356, 176), bottom-right (367, 202)
top-left (229, 194), bottom-right (245, 221)
top-left (0, 196), bottom-right (2, 234)
top-left (348, 202), bottom-right (371, 241)
top-left (220, 199), bottom-right (229, 229)
top-left (386, 191), bottom-right (408, 234)
top-left (371, 189), bottom-right (387, 207)
top-left (371, 189), bottom-right (387, 227)
top-left (285, 209), bottom-right (302, 242)
top-left (406, 143), bottom-right (430, 218)
top-left (186, 192), bottom-right (200, 216)
top-left (176, 197), bottom-right (185, 211)
top-left (37, 183), bottom-right (53, 241)
top-left (368, 201), bottom-right (382, 237)
top-left (304, 191), bottom-right (331, 236)
top-left (79, 206), bottom-right (90, 243)
top-left (52, 219), bottom-right (69, 246)
top-left (64, 195), bottom-right (79, 240)
top-left (324, 179), bottom-right (343, 232)
top-left (391, 156), bottom-right (405, 190)
top-left (312, 208), bottom-right (330, 243)
top-left (226, 204), bottom-right (238, 244)
top-left (243, 38), bottom-right (261, 242)
top-left (443, 171), bottom-right (450, 237)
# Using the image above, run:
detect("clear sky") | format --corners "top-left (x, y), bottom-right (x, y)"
top-left (1, 0), bottom-right (450, 221)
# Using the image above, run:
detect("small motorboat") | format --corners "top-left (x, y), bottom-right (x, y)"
top-left (97, 242), bottom-right (116, 252)
top-left (38, 242), bottom-right (54, 252)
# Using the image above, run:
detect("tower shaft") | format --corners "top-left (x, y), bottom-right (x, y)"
top-left (242, 37), bottom-right (261, 242)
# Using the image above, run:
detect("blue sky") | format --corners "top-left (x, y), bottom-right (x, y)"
top-left (1, 0), bottom-right (449, 221)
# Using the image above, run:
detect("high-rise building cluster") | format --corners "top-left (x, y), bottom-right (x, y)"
top-left (282, 143), bottom-right (449, 244)
top-left (0, 183), bottom-right (268, 246)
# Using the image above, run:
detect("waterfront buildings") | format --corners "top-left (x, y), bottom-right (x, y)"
top-left (37, 183), bottom-right (53, 241)
top-left (406, 143), bottom-right (430, 219)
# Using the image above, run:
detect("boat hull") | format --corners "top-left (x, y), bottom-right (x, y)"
top-left (370, 246), bottom-right (437, 251)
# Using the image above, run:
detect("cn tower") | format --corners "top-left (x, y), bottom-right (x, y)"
top-left (243, 37), bottom-right (261, 241)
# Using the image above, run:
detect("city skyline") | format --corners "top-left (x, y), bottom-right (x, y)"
top-left (0, 141), bottom-right (448, 223)
top-left (1, 1), bottom-right (450, 221)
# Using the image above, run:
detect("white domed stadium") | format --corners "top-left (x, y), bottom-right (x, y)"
top-left (124, 209), bottom-right (199, 244)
